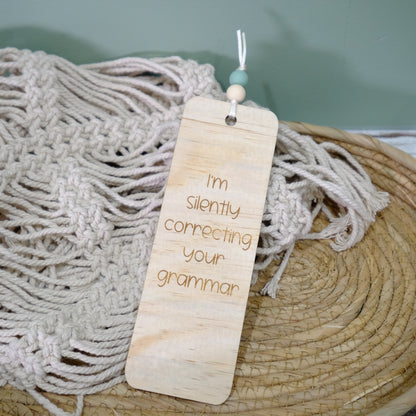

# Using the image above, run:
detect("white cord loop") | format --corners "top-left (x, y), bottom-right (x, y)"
top-left (226, 29), bottom-right (247, 124)
top-left (237, 29), bottom-right (247, 71)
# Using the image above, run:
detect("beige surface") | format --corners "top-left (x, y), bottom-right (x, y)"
top-left (126, 97), bottom-right (278, 404)
top-left (1, 122), bottom-right (415, 415)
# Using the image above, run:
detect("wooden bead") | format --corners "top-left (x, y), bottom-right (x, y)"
top-left (226, 84), bottom-right (246, 103)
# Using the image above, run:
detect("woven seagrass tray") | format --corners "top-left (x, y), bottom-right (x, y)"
top-left (1, 123), bottom-right (415, 416)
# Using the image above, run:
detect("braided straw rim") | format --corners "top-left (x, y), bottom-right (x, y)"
top-left (1, 123), bottom-right (415, 416)
top-left (286, 122), bottom-right (416, 177)
top-left (286, 122), bottom-right (416, 416)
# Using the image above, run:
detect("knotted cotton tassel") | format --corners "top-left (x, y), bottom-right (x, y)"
top-left (257, 123), bottom-right (389, 297)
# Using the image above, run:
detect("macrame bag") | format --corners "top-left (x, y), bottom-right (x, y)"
top-left (0, 48), bottom-right (388, 415)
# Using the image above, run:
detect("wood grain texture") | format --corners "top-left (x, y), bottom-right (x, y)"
top-left (125, 97), bottom-right (278, 404)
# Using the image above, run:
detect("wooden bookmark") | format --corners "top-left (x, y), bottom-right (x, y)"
top-left (126, 96), bottom-right (278, 404)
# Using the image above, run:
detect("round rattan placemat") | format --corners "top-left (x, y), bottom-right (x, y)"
top-left (1, 123), bottom-right (415, 416)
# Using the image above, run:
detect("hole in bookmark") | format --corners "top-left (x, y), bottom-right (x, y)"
top-left (225, 115), bottom-right (237, 126)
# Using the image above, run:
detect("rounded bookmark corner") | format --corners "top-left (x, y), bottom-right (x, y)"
top-left (186, 95), bottom-right (209, 107)
top-left (266, 109), bottom-right (279, 130)
top-left (210, 384), bottom-right (233, 406)
top-left (124, 360), bottom-right (138, 390)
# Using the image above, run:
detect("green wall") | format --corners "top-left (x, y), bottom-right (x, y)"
top-left (1, 0), bottom-right (415, 129)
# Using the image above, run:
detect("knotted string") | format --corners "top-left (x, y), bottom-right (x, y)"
top-left (0, 48), bottom-right (388, 415)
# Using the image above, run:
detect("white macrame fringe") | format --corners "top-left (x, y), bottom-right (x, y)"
top-left (0, 48), bottom-right (389, 415)
top-left (255, 122), bottom-right (390, 297)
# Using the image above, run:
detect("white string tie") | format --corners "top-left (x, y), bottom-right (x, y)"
top-left (237, 29), bottom-right (247, 71)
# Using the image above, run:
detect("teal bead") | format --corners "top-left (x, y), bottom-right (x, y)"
top-left (229, 70), bottom-right (248, 87)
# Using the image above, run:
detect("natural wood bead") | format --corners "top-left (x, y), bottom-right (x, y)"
top-left (226, 84), bottom-right (246, 103)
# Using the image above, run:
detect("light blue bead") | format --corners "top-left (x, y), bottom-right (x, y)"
top-left (229, 70), bottom-right (248, 87)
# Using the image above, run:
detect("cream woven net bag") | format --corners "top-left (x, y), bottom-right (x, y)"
top-left (0, 48), bottom-right (394, 416)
